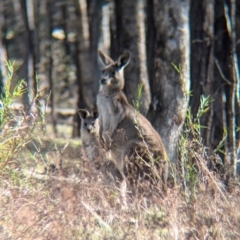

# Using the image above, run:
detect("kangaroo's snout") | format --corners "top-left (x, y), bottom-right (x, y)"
top-left (86, 125), bottom-right (93, 133)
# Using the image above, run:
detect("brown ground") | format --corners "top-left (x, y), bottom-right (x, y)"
top-left (0, 138), bottom-right (240, 240)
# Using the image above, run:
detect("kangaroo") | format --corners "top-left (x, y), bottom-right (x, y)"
top-left (97, 51), bottom-right (131, 150)
top-left (97, 51), bottom-right (168, 191)
top-left (79, 109), bottom-right (123, 183)
top-left (79, 109), bottom-right (102, 165)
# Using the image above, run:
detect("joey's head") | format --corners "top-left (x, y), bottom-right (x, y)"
top-left (98, 50), bottom-right (131, 92)
top-left (78, 109), bottom-right (99, 135)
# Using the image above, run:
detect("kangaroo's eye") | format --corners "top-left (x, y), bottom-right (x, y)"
top-left (111, 71), bottom-right (115, 76)
top-left (84, 123), bottom-right (88, 127)
top-left (91, 122), bottom-right (95, 126)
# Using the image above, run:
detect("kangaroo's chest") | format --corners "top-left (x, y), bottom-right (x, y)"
top-left (97, 94), bottom-right (119, 130)
top-left (82, 133), bottom-right (100, 160)
top-left (84, 144), bottom-right (98, 158)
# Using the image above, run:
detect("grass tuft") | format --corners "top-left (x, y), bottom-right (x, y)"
top-left (0, 68), bottom-right (239, 239)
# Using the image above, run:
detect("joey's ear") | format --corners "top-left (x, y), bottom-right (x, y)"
top-left (117, 51), bottom-right (131, 69)
top-left (98, 50), bottom-right (114, 66)
top-left (78, 109), bottom-right (89, 120)
top-left (92, 111), bottom-right (99, 120)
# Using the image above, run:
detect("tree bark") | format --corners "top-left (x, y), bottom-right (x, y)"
top-left (222, 0), bottom-right (238, 174)
top-left (75, 0), bottom-right (97, 111)
top-left (114, 0), bottom-right (151, 116)
top-left (72, 0), bottom-right (100, 137)
top-left (190, 0), bottom-right (217, 155)
top-left (236, 0), bottom-right (240, 173)
top-left (147, 0), bottom-right (190, 164)
top-left (20, 0), bottom-right (37, 106)
top-left (88, 0), bottom-right (102, 91)
top-left (0, 0), bottom-right (7, 94)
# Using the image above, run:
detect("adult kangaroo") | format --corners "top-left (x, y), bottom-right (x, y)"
top-left (97, 50), bottom-right (168, 191)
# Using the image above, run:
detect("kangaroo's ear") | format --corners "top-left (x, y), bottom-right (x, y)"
top-left (98, 50), bottom-right (114, 66)
top-left (78, 109), bottom-right (89, 120)
top-left (92, 111), bottom-right (99, 120)
top-left (117, 51), bottom-right (131, 69)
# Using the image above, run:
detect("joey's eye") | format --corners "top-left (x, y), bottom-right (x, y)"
top-left (91, 122), bottom-right (95, 126)
top-left (84, 123), bottom-right (88, 127)
top-left (111, 71), bottom-right (115, 76)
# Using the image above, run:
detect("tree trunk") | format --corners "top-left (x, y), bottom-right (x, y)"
top-left (222, 0), bottom-right (238, 175)
top-left (190, 0), bottom-right (217, 155)
top-left (236, 0), bottom-right (240, 173)
top-left (214, 0), bottom-right (239, 170)
top-left (72, 0), bottom-right (99, 137)
top-left (88, 0), bottom-right (102, 91)
top-left (75, 0), bottom-right (97, 110)
top-left (20, 0), bottom-right (37, 106)
top-left (147, 0), bottom-right (190, 164)
top-left (0, 0), bottom-right (7, 94)
top-left (114, 0), bottom-right (151, 116)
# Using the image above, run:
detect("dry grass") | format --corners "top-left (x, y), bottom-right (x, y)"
top-left (1, 63), bottom-right (239, 239)
top-left (0, 139), bottom-right (240, 240)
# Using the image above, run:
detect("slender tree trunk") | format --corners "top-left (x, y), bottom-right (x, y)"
top-left (236, 0), bottom-right (240, 172)
top-left (114, 0), bottom-right (151, 116)
top-left (147, 0), bottom-right (190, 164)
top-left (72, 0), bottom-right (99, 137)
top-left (101, 2), bottom-right (111, 54)
top-left (0, 0), bottom-right (7, 93)
top-left (88, 0), bottom-right (102, 91)
top-left (20, 0), bottom-right (36, 107)
top-left (47, 1), bottom-right (57, 136)
top-left (223, 0), bottom-right (238, 175)
top-left (146, 0), bottom-right (155, 96)
top-left (75, 0), bottom-right (97, 110)
top-left (213, 0), bottom-right (239, 173)
top-left (110, 1), bottom-right (118, 59)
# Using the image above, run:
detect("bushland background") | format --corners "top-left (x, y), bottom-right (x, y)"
top-left (1, 0), bottom-right (239, 171)
top-left (0, 1), bottom-right (240, 239)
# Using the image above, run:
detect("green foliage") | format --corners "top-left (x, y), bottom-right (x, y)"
top-left (196, 95), bottom-right (212, 119)
top-left (214, 128), bottom-right (227, 154)
top-left (133, 82), bottom-right (143, 112)
top-left (0, 62), bottom-right (27, 126)
top-left (0, 61), bottom-right (45, 169)
top-left (178, 95), bottom-right (213, 200)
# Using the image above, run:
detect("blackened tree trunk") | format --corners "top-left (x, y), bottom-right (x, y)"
top-left (147, 0), bottom-right (190, 164)
top-left (190, 0), bottom-right (217, 156)
top-left (114, 0), bottom-right (151, 116)
top-left (214, 0), bottom-right (236, 166)
top-left (88, 0), bottom-right (102, 91)
top-left (222, 0), bottom-right (239, 174)
top-left (75, 0), bottom-right (97, 110)
top-left (190, 0), bottom-right (214, 117)
top-left (190, 0), bottom-right (239, 174)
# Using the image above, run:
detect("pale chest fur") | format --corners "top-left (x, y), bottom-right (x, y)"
top-left (97, 92), bottom-right (124, 135)
top-left (97, 93), bottom-right (113, 132)
top-left (81, 128), bottom-right (100, 161)
top-left (83, 143), bottom-right (99, 161)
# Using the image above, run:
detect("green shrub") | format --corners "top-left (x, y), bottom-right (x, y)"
top-left (0, 61), bottom-right (45, 169)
